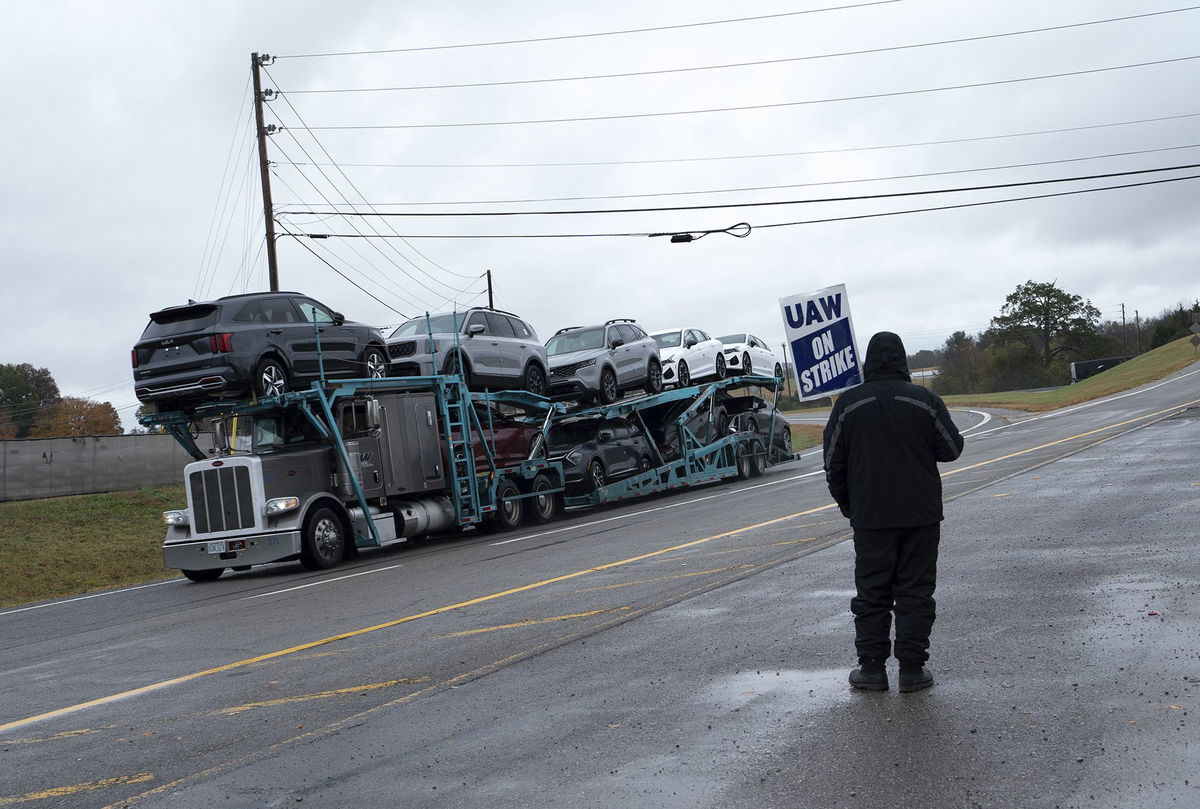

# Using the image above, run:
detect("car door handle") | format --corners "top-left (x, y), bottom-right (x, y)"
top-left (490, 341), bottom-right (500, 346)
top-left (269, 329), bottom-right (282, 335)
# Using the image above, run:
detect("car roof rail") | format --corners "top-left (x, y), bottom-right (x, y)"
top-left (554, 326), bottom-right (583, 336)
top-left (481, 306), bottom-right (522, 319)
top-left (604, 318), bottom-right (637, 326)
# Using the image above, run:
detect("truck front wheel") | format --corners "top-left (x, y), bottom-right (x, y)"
top-left (301, 507), bottom-right (346, 570)
top-left (182, 568), bottom-right (223, 582)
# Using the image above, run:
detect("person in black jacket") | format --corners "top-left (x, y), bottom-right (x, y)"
top-left (823, 331), bottom-right (964, 692)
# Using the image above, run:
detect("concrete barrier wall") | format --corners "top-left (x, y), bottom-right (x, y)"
top-left (0, 433), bottom-right (213, 502)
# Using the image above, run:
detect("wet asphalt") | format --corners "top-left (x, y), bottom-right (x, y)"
top-left (1, 364), bottom-right (1197, 808)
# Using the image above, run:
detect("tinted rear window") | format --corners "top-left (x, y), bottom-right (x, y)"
top-left (141, 305), bottom-right (220, 339)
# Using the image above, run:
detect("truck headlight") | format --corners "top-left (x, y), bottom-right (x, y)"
top-left (163, 510), bottom-right (189, 526)
top-left (266, 496), bottom-right (300, 516)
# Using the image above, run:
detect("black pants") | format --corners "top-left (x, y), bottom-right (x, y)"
top-left (851, 523), bottom-right (940, 664)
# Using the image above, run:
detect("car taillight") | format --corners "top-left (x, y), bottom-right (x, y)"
top-left (130, 349), bottom-right (139, 368)
top-left (209, 333), bottom-right (234, 353)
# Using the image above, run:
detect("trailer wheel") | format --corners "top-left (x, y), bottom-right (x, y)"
top-left (494, 477), bottom-right (524, 530)
top-left (300, 507), bottom-right (346, 570)
top-left (527, 473), bottom-right (561, 524)
top-left (749, 439), bottom-right (767, 478)
top-left (735, 442), bottom-right (753, 480)
top-left (181, 568), bottom-right (223, 582)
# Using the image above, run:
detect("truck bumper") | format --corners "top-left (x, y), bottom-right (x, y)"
top-left (162, 530), bottom-right (303, 571)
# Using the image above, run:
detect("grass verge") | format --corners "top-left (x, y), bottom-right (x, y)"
top-left (0, 486), bottom-right (180, 607)
top-left (943, 336), bottom-right (1199, 412)
top-left (791, 424), bottom-right (824, 450)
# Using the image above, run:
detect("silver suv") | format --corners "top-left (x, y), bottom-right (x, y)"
top-left (546, 319), bottom-right (663, 404)
top-left (386, 308), bottom-right (548, 395)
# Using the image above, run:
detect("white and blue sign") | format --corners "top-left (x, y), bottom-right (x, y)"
top-left (779, 284), bottom-right (862, 399)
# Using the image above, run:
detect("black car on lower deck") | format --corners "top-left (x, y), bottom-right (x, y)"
top-left (721, 393), bottom-right (793, 455)
top-left (132, 292), bottom-right (388, 410)
top-left (546, 416), bottom-right (655, 493)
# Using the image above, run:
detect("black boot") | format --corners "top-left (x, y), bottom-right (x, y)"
top-left (898, 664), bottom-right (933, 693)
top-left (849, 658), bottom-right (888, 691)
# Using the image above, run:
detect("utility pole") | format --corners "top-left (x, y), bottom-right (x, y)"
top-left (1120, 303), bottom-right (1128, 356)
top-left (1134, 310), bottom-right (1142, 354)
top-left (252, 52), bottom-right (279, 292)
top-left (486, 269), bottom-right (494, 309)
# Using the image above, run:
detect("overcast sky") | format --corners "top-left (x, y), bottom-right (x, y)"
top-left (3, 0), bottom-right (1198, 429)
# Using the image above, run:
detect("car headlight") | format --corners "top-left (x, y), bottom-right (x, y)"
top-left (723, 348), bottom-right (737, 355)
top-left (163, 510), bottom-right (189, 526)
top-left (266, 496), bottom-right (300, 517)
top-left (575, 359), bottom-right (596, 369)
top-left (564, 450), bottom-right (583, 466)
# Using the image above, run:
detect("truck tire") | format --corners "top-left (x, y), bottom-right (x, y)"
top-left (300, 506), bottom-right (346, 570)
top-left (748, 439), bottom-right (767, 477)
top-left (182, 568), bottom-right (223, 582)
top-left (493, 478), bottom-right (524, 530)
top-left (735, 442), bottom-right (753, 480)
top-left (527, 473), bottom-right (561, 524)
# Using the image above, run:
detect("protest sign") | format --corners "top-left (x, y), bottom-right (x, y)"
top-left (779, 284), bottom-right (862, 399)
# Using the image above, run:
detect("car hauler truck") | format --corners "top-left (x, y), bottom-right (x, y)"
top-left (141, 373), bottom-right (794, 581)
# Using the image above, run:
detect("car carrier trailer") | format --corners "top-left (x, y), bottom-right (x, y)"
top-left (141, 373), bottom-right (795, 581)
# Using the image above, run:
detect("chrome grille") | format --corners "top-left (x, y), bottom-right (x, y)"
top-left (188, 465), bottom-right (255, 534)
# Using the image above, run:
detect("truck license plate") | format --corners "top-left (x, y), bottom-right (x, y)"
top-left (206, 540), bottom-right (227, 555)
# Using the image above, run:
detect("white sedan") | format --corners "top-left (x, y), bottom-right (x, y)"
top-left (650, 328), bottom-right (727, 388)
top-left (716, 333), bottom-right (785, 379)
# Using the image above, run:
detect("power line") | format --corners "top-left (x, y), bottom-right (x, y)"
top-left (265, 67), bottom-right (480, 283)
top-left (276, 112), bottom-right (1200, 169)
top-left (279, 143), bottom-right (1200, 208)
top-left (288, 236), bottom-right (410, 318)
top-left (297, 55), bottom-right (1200, 130)
top-left (282, 6), bottom-right (1200, 94)
top-left (277, 171), bottom-right (1200, 238)
top-left (278, 162), bottom-right (1200, 217)
top-left (274, 1), bottom-right (901, 58)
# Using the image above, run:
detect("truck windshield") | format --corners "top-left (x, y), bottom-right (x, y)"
top-left (218, 412), bottom-right (321, 454)
top-left (390, 313), bottom-right (467, 338)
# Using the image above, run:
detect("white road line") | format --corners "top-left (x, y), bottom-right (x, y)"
top-left (960, 409), bottom-right (993, 433)
top-left (488, 468), bottom-right (825, 547)
top-left (0, 579), bottom-right (184, 618)
top-left (240, 564), bottom-right (405, 600)
top-left (968, 367), bottom-right (1200, 438)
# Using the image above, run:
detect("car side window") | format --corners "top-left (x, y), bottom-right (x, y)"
top-left (507, 316), bottom-right (532, 339)
top-left (616, 324), bottom-right (639, 344)
top-left (294, 298), bottom-right (333, 324)
top-left (263, 298), bottom-right (301, 324)
top-left (696, 330), bottom-right (710, 341)
top-left (605, 419), bottom-right (630, 439)
top-left (465, 311), bottom-right (489, 334)
top-left (234, 301), bottom-right (263, 323)
top-left (485, 312), bottom-right (515, 337)
top-left (686, 329), bottom-right (702, 346)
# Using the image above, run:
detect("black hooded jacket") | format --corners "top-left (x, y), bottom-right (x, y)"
top-left (822, 332), bottom-right (964, 529)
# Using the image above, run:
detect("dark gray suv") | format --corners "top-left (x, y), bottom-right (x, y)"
top-left (386, 308), bottom-right (548, 395)
top-left (132, 292), bottom-right (387, 409)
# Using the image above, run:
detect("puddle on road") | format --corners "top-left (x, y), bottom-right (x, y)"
top-left (706, 667), bottom-right (852, 713)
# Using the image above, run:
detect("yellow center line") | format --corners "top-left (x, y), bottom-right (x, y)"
top-left (435, 607), bottom-right (630, 638)
top-left (218, 677), bottom-right (431, 715)
top-left (544, 564), bottom-right (758, 596)
top-left (0, 773), bottom-right (153, 806)
top-left (7, 398), bottom-right (1194, 737)
top-left (0, 503), bottom-right (834, 734)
